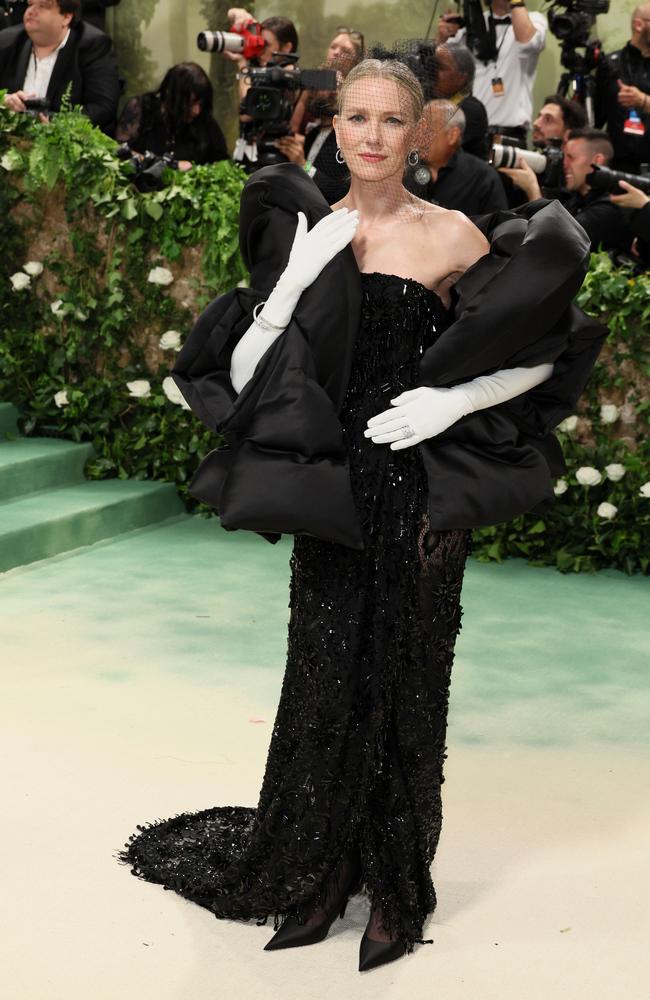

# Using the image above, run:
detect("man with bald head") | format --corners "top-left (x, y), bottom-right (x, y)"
top-left (595, 3), bottom-right (650, 173)
top-left (406, 99), bottom-right (507, 216)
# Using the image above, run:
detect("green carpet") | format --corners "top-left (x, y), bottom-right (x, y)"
top-left (1, 515), bottom-right (647, 749)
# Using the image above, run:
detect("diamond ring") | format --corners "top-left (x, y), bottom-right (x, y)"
top-left (401, 425), bottom-right (416, 439)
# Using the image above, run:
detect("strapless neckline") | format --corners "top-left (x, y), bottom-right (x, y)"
top-left (358, 271), bottom-right (434, 295)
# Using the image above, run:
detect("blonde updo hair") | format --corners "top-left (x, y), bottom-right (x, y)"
top-left (337, 58), bottom-right (424, 123)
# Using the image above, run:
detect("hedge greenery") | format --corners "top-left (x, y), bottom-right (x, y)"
top-left (0, 107), bottom-right (648, 574)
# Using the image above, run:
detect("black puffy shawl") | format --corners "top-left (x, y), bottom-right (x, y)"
top-left (172, 163), bottom-right (607, 549)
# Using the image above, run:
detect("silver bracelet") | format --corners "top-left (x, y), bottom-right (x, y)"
top-left (253, 301), bottom-right (286, 334)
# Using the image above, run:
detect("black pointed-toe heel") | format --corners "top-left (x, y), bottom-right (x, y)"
top-left (264, 850), bottom-right (362, 952)
top-left (263, 894), bottom-right (353, 951)
top-left (358, 930), bottom-right (407, 972)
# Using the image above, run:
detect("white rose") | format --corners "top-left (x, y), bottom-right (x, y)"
top-left (596, 502), bottom-right (617, 520)
top-left (147, 266), bottom-right (174, 286)
top-left (600, 403), bottom-right (619, 424)
top-left (575, 466), bottom-right (602, 487)
top-left (605, 463), bottom-right (626, 482)
top-left (557, 415), bottom-right (578, 433)
top-left (126, 379), bottom-right (151, 399)
top-left (554, 479), bottom-right (568, 496)
top-left (51, 299), bottom-right (64, 315)
top-left (23, 261), bottom-right (44, 277)
top-left (162, 375), bottom-right (191, 410)
top-left (10, 272), bottom-right (31, 291)
top-left (1, 150), bottom-right (21, 171)
top-left (639, 482), bottom-right (650, 498)
top-left (53, 390), bottom-right (69, 408)
top-left (159, 330), bottom-right (182, 351)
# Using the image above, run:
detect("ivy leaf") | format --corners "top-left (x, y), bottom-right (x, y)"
top-left (121, 198), bottom-right (138, 221)
top-left (144, 201), bottom-right (164, 222)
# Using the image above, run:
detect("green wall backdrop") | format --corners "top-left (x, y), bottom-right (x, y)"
top-left (106, 1), bottom-right (631, 149)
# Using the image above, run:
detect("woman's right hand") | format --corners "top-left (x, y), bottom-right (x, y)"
top-left (281, 208), bottom-right (360, 293)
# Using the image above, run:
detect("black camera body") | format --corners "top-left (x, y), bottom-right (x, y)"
top-left (586, 163), bottom-right (650, 196)
top-left (238, 58), bottom-right (336, 171)
top-left (23, 97), bottom-right (52, 117)
top-left (548, 0), bottom-right (610, 47)
top-left (116, 143), bottom-right (178, 193)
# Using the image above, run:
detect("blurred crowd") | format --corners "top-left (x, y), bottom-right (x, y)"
top-left (1, 0), bottom-right (649, 269)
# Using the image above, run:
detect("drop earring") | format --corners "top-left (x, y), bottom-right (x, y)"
top-left (335, 147), bottom-right (345, 164)
top-left (407, 149), bottom-right (419, 167)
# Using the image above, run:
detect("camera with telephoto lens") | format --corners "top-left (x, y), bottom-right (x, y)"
top-left (585, 163), bottom-right (650, 195)
top-left (197, 20), bottom-right (265, 60)
top-left (116, 143), bottom-right (178, 193)
top-left (490, 139), bottom-right (565, 191)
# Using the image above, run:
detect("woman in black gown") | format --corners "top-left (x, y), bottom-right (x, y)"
top-left (117, 59), bottom-right (603, 972)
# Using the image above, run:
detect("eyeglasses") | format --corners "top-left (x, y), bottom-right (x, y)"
top-left (334, 26), bottom-right (365, 48)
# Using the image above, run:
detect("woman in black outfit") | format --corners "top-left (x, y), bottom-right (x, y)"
top-left (115, 62), bottom-right (228, 167)
top-left (117, 60), bottom-right (605, 973)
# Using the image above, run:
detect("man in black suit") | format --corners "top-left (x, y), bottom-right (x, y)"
top-left (407, 99), bottom-right (508, 216)
top-left (0, 0), bottom-right (119, 132)
top-left (433, 43), bottom-right (489, 160)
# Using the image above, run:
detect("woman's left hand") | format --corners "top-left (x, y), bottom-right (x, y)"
top-left (365, 386), bottom-right (471, 450)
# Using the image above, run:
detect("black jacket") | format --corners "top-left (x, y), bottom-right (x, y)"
top-left (407, 148), bottom-right (508, 216)
top-left (561, 189), bottom-right (633, 254)
top-left (304, 126), bottom-right (350, 205)
top-left (596, 42), bottom-right (650, 172)
top-left (460, 95), bottom-right (489, 160)
top-left (0, 20), bottom-right (120, 131)
top-left (172, 164), bottom-right (606, 548)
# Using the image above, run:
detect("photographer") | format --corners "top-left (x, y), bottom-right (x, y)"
top-left (499, 127), bottom-right (632, 252)
top-left (595, 3), bottom-right (650, 173)
top-left (433, 43), bottom-right (489, 159)
top-left (224, 8), bottom-right (298, 109)
top-left (0, 0), bottom-right (119, 131)
top-left (406, 99), bottom-right (508, 214)
top-left (532, 93), bottom-right (587, 148)
top-left (115, 62), bottom-right (228, 169)
top-left (272, 28), bottom-right (365, 204)
top-left (438, 0), bottom-right (547, 145)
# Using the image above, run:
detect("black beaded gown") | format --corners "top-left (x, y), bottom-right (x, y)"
top-left (117, 271), bottom-right (472, 955)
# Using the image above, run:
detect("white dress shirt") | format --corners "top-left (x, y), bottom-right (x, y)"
top-left (449, 12), bottom-right (547, 129)
top-left (22, 29), bottom-right (70, 99)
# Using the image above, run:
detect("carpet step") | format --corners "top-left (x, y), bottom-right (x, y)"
top-left (0, 438), bottom-right (95, 504)
top-left (0, 479), bottom-right (184, 572)
top-left (0, 402), bottom-right (20, 439)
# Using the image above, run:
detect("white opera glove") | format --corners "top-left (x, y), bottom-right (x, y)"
top-left (230, 207), bottom-right (359, 394)
top-left (365, 362), bottom-right (554, 451)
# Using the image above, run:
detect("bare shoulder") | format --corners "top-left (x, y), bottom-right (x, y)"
top-left (421, 206), bottom-right (489, 263)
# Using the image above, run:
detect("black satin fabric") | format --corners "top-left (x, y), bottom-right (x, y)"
top-left (172, 162), bottom-right (607, 546)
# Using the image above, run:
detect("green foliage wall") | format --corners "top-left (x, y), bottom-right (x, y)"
top-left (0, 110), bottom-right (648, 574)
top-left (0, 106), bottom-right (246, 496)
